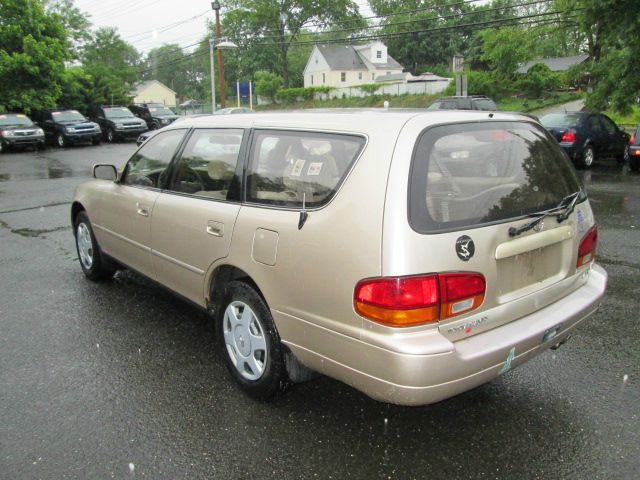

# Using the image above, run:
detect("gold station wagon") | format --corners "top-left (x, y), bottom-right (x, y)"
top-left (72, 110), bottom-right (607, 405)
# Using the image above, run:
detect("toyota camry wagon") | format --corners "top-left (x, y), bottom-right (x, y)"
top-left (72, 110), bottom-right (607, 405)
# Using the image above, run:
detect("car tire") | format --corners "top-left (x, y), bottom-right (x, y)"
top-left (620, 144), bottom-right (630, 164)
top-left (217, 281), bottom-right (289, 399)
top-left (579, 145), bottom-right (595, 169)
top-left (150, 121), bottom-right (159, 130)
top-left (106, 128), bottom-right (115, 143)
top-left (56, 133), bottom-right (66, 148)
top-left (74, 211), bottom-right (116, 281)
top-left (630, 156), bottom-right (640, 172)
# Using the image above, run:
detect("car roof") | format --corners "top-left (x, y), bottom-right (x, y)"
top-left (167, 109), bottom-right (536, 135)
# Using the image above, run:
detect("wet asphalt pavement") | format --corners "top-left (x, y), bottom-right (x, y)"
top-left (0, 142), bottom-right (638, 479)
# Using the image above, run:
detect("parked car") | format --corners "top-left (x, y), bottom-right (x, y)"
top-left (628, 125), bottom-right (640, 172)
top-left (0, 113), bottom-right (45, 153)
top-left (136, 114), bottom-right (212, 146)
top-left (540, 112), bottom-right (630, 169)
top-left (87, 105), bottom-right (148, 142)
top-left (214, 107), bottom-right (255, 115)
top-left (33, 109), bottom-right (101, 147)
top-left (72, 110), bottom-right (606, 405)
top-left (427, 95), bottom-right (497, 111)
top-left (128, 103), bottom-right (179, 130)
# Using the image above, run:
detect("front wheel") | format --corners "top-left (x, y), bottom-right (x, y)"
top-left (217, 281), bottom-right (288, 399)
top-left (106, 128), bottom-right (115, 143)
top-left (56, 133), bottom-right (67, 148)
top-left (74, 211), bottom-right (115, 281)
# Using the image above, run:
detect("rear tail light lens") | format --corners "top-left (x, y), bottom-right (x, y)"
top-left (630, 134), bottom-right (635, 145)
top-left (577, 225), bottom-right (598, 267)
top-left (354, 273), bottom-right (485, 327)
top-left (561, 130), bottom-right (576, 143)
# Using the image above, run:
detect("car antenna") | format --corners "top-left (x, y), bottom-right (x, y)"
top-left (298, 192), bottom-right (308, 230)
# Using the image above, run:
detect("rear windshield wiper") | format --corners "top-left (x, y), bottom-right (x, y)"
top-left (508, 190), bottom-right (582, 237)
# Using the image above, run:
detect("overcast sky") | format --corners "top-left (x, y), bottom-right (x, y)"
top-left (75, 0), bottom-right (375, 56)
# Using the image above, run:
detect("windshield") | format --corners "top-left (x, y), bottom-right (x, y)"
top-left (148, 105), bottom-right (174, 116)
top-left (104, 107), bottom-right (135, 119)
top-left (52, 110), bottom-right (86, 122)
top-left (409, 121), bottom-right (583, 233)
top-left (0, 114), bottom-right (33, 127)
top-left (540, 113), bottom-right (581, 128)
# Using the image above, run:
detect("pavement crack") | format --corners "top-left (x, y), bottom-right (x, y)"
top-left (0, 201), bottom-right (71, 215)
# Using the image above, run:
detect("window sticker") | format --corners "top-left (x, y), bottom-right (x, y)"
top-left (307, 162), bottom-right (323, 176)
top-left (290, 159), bottom-right (306, 177)
top-left (52, 112), bottom-right (61, 115)
top-left (16, 114), bottom-right (26, 118)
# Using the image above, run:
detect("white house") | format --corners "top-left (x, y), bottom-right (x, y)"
top-left (303, 41), bottom-right (404, 88)
top-left (130, 80), bottom-right (177, 107)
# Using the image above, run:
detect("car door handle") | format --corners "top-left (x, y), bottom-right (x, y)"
top-left (206, 221), bottom-right (224, 237)
top-left (136, 203), bottom-right (149, 217)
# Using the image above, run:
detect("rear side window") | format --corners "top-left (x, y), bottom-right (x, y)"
top-left (409, 121), bottom-right (583, 233)
top-left (246, 130), bottom-right (365, 208)
top-left (541, 113), bottom-right (581, 128)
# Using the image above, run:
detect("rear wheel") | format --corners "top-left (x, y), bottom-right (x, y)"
top-left (620, 144), bottom-right (630, 164)
top-left (578, 145), bottom-right (595, 169)
top-left (217, 281), bottom-right (288, 399)
top-left (74, 211), bottom-right (116, 281)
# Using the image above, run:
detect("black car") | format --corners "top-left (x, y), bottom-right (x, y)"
top-left (87, 105), bottom-right (148, 142)
top-left (427, 95), bottom-right (497, 111)
top-left (0, 113), bottom-right (45, 153)
top-left (540, 112), bottom-right (630, 169)
top-left (128, 103), bottom-right (179, 130)
top-left (33, 109), bottom-right (101, 148)
top-left (629, 125), bottom-right (640, 172)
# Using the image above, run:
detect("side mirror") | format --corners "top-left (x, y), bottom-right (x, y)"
top-left (93, 164), bottom-right (118, 181)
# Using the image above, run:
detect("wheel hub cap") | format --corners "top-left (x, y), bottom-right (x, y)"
top-left (223, 301), bottom-right (267, 381)
top-left (76, 223), bottom-right (93, 269)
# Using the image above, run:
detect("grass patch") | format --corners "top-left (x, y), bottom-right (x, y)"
top-left (605, 105), bottom-right (640, 128)
top-left (255, 91), bottom-right (579, 113)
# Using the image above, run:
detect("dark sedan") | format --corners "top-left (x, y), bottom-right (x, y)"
top-left (629, 125), bottom-right (640, 172)
top-left (540, 112), bottom-right (629, 169)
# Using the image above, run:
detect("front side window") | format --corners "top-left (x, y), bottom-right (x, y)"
top-left (123, 129), bottom-right (186, 188)
top-left (409, 122), bottom-right (583, 233)
top-left (247, 130), bottom-right (365, 208)
top-left (169, 129), bottom-right (243, 200)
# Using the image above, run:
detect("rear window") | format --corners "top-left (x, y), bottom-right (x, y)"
top-left (540, 113), bottom-right (581, 128)
top-left (246, 130), bottom-right (365, 208)
top-left (473, 99), bottom-right (497, 111)
top-left (409, 121), bottom-right (583, 233)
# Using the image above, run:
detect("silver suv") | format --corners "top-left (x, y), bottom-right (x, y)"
top-left (72, 110), bottom-right (607, 405)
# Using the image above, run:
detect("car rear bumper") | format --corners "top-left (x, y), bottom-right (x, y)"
top-left (279, 263), bottom-right (607, 406)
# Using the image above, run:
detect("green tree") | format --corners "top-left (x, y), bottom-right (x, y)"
top-left (81, 27), bottom-right (141, 105)
top-left (254, 70), bottom-right (282, 102)
top-left (480, 25), bottom-right (531, 78)
top-left (0, 0), bottom-right (70, 112)
top-left (42, 0), bottom-right (91, 59)
top-left (141, 44), bottom-right (202, 99)
top-left (222, 0), bottom-right (363, 87)
top-left (58, 66), bottom-right (103, 112)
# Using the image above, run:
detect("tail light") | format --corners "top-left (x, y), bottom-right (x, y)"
top-left (629, 134), bottom-right (635, 144)
top-left (577, 225), bottom-right (598, 267)
top-left (561, 130), bottom-right (576, 143)
top-left (354, 273), bottom-right (485, 327)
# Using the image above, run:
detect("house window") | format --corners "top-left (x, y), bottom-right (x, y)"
top-left (341, 72), bottom-right (346, 82)
top-left (311, 75), bottom-right (314, 85)
top-left (358, 72), bottom-right (362, 80)
top-left (372, 73), bottom-right (375, 80)
top-left (386, 71), bottom-right (391, 75)
top-left (376, 50), bottom-right (382, 59)
top-left (322, 73), bottom-right (325, 84)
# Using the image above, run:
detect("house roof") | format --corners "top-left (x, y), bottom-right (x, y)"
top-left (131, 79), bottom-right (176, 96)
top-left (407, 72), bottom-right (452, 82)
top-left (517, 55), bottom-right (589, 74)
top-left (316, 44), bottom-right (403, 71)
top-left (374, 73), bottom-right (407, 83)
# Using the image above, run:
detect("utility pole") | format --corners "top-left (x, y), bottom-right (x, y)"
top-left (212, 1), bottom-right (226, 108)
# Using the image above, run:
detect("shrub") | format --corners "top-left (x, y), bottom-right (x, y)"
top-left (516, 63), bottom-right (561, 98)
top-left (255, 71), bottom-right (283, 102)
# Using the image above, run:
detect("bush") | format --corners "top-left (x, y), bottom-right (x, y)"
top-left (443, 70), bottom-right (505, 99)
top-left (276, 86), bottom-right (335, 104)
top-left (357, 83), bottom-right (382, 95)
top-left (516, 63), bottom-right (561, 98)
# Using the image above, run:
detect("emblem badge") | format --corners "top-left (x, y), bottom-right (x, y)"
top-left (455, 235), bottom-right (475, 261)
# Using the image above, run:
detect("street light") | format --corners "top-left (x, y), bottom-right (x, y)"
top-left (209, 38), bottom-right (238, 113)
